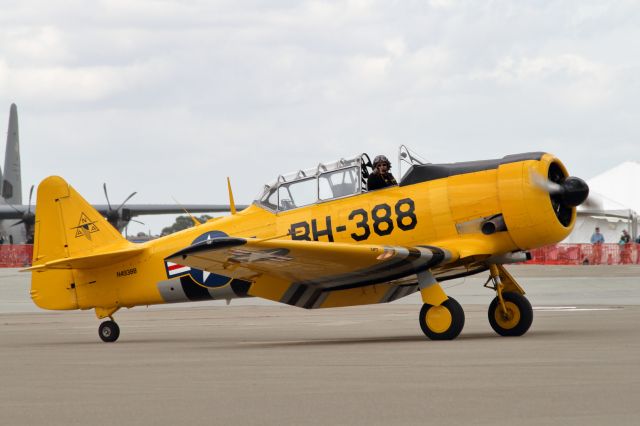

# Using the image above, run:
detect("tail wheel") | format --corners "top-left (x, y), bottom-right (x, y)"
top-left (99, 320), bottom-right (120, 343)
top-left (488, 292), bottom-right (533, 336)
top-left (419, 297), bottom-right (465, 340)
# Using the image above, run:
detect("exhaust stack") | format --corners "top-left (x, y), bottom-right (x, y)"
top-left (481, 215), bottom-right (507, 235)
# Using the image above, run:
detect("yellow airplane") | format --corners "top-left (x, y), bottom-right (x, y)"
top-left (27, 150), bottom-right (589, 342)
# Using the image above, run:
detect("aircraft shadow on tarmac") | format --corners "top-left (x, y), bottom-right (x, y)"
top-left (15, 329), bottom-right (570, 348)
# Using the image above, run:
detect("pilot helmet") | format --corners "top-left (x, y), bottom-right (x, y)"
top-left (373, 155), bottom-right (391, 169)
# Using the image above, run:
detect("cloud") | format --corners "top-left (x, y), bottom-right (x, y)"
top-left (0, 60), bottom-right (172, 103)
top-left (475, 53), bottom-right (614, 107)
top-left (1, 25), bottom-right (70, 64)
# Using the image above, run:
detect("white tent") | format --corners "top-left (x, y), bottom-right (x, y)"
top-left (563, 161), bottom-right (639, 243)
top-left (587, 161), bottom-right (640, 214)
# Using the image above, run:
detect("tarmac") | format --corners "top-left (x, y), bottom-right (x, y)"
top-left (1, 266), bottom-right (639, 425)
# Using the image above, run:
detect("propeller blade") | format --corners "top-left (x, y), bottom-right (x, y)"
top-left (115, 192), bottom-right (137, 212)
top-left (103, 183), bottom-right (113, 210)
top-left (11, 220), bottom-right (25, 227)
top-left (28, 185), bottom-right (34, 214)
top-left (131, 219), bottom-right (145, 225)
top-left (530, 169), bottom-right (564, 195)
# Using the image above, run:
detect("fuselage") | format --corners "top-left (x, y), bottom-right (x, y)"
top-left (31, 152), bottom-right (576, 313)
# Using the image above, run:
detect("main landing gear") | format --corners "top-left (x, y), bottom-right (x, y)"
top-left (417, 265), bottom-right (533, 340)
top-left (419, 297), bottom-right (465, 340)
top-left (417, 271), bottom-right (465, 340)
top-left (484, 264), bottom-right (533, 337)
top-left (96, 307), bottom-right (121, 343)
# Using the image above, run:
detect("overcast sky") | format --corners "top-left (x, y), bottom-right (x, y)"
top-left (1, 0), bottom-right (639, 235)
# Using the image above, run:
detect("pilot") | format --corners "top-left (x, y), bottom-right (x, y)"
top-left (367, 155), bottom-right (397, 191)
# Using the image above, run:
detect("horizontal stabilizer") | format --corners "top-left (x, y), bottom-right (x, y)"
top-left (25, 245), bottom-right (146, 271)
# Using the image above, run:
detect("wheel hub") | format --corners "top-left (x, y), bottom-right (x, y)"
top-left (425, 305), bottom-right (452, 333)
top-left (495, 301), bottom-right (521, 329)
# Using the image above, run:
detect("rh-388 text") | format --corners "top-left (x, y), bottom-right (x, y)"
top-left (289, 198), bottom-right (417, 242)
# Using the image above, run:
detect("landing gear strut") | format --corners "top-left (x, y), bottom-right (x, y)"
top-left (99, 319), bottom-right (120, 342)
top-left (485, 264), bottom-right (533, 337)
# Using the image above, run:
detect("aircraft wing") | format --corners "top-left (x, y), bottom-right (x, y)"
top-left (166, 237), bottom-right (455, 290)
top-left (91, 204), bottom-right (249, 216)
top-left (0, 205), bottom-right (27, 220)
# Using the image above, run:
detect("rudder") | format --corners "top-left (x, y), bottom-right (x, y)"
top-left (33, 176), bottom-right (128, 263)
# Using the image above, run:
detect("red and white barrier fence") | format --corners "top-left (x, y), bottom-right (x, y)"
top-left (1, 243), bottom-right (638, 268)
top-left (0, 245), bottom-right (33, 267)
top-left (526, 243), bottom-right (640, 265)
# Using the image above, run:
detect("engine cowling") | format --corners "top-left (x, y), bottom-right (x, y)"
top-left (498, 153), bottom-right (585, 250)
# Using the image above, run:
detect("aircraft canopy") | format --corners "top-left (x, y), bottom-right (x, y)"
top-left (254, 154), bottom-right (369, 212)
top-left (253, 146), bottom-right (426, 213)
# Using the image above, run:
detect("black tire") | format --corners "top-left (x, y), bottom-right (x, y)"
top-left (419, 297), bottom-right (465, 340)
top-left (99, 320), bottom-right (120, 342)
top-left (488, 292), bottom-right (533, 337)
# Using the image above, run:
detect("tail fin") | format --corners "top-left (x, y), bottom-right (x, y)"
top-left (3, 103), bottom-right (21, 204)
top-left (31, 176), bottom-right (136, 310)
top-left (33, 176), bottom-right (130, 265)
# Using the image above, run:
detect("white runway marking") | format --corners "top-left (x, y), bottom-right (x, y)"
top-left (533, 306), bottom-right (623, 312)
